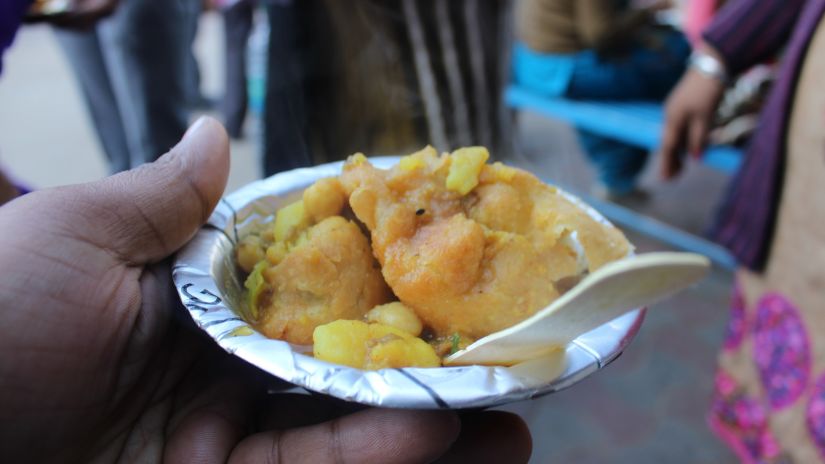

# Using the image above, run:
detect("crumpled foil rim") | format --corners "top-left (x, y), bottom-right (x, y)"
top-left (172, 157), bottom-right (645, 409)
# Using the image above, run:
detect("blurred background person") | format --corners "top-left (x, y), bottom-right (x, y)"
top-left (660, 0), bottom-right (825, 461)
top-left (261, 0), bottom-right (312, 175)
top-left (53, 0), bottom-right (195, 173)
top-left (183, 0), bottom-right (213, 111)
top-left (53, 24), bottom-right (130, 172)
top-left (260, 0), bottom-right (514, 176)
top-left (2, 0), bottom-right (120, 194)
top-left (215, 0), bottom-right (256, 139)
top-left (513, 0), bottom-right (689, 200)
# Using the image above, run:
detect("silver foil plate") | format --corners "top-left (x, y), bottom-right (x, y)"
top-left (172, 157), bottom-right (645, 409)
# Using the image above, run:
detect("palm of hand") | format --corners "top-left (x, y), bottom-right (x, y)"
top-left (0, 151), bottom-right (250, 461)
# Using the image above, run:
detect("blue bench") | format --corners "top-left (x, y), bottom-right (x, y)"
top-left (505, 84), bottom-right (740, 269)
top-left (505, 85), bottom-right (743, 174)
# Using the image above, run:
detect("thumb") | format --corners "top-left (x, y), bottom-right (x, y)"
top-left (80, 116), bottom-right (229, 264)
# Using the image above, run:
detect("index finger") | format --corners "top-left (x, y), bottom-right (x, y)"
top-left (659, 106), bottom-right (687, 180)
top-left (688, 117), bottom-right (710, 160)
top-left (229, 408), bottom-right (461, 464)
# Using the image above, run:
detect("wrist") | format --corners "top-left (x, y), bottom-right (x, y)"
top-left (689, 49), bottom-right (730, 84)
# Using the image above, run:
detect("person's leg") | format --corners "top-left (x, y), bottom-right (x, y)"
top-left (263, 1), bottom-right (312, 176)
top-left (565, 36), bottom-right (687, 194)
top-left (221, 0), bottom-right (254, 138)
top-left (53, 27), bottom-right (131, 173)
top-left (577, 130), bottom-right (648, 196)
top-left (99, 0), bottom-right (190, 168)
top-left (97, 9), bottom-right (146, 169)
top-left (564, 54), bottom-right (649, 194)
top-left (182, 0), bottom-right (209, 109)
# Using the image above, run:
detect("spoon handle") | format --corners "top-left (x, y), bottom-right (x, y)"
top-left (445, 252), bottom-right (710, 366)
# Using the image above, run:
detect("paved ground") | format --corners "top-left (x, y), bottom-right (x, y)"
top-left (0, 13), bottom-right (736, 463)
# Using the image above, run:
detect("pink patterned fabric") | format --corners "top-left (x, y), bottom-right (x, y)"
top-left (807, 373), bottom-right (825, 460)
top-left (710, 281), bottom-right (817, 461)
top-left (752, 294), bottom-right (811, 410)
top-left (709, 370), bottom-right (782, 463)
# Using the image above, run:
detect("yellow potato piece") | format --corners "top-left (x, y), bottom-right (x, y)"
top-left (364, 324), bottom-right (440, 369)
top-left (367, 336), bottom-right (440, 369)
top-left (398, 145), bottom-right (437, 171)
top-left (313, 320), bottom-right (370, 368)
top-left (313, 320), bottom-right (440, 369)
top-left (273, 200), bottom-right (309, 243)
top-left (445, 146), bottom-right (490, 195)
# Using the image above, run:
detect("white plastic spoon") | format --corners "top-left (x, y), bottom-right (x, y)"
top-left (444, 252), bottom-right (710, 366)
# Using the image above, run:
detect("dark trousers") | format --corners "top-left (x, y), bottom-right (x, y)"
top-left (220, 0), bottom-right (254, 137)
top-left (54, 28), bottom-right (131, 173)
top-left (262, 1), bottom-right (313, 176)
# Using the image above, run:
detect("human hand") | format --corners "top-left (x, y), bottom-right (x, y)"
top-left (659, 57), bottom-right (727, 180)
top-left (0, 117), bottom-right (532, 463)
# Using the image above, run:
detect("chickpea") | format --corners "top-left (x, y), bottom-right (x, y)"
top-left (366, 302), bottom-right (423, 336)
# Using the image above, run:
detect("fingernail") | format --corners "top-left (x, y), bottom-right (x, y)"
top-left (155, 117), bottom-right (210, 166)
top-left (183, 116), bottom-right (209, 140)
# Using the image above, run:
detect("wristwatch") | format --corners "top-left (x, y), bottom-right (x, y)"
top-left (689, 51), bottom-right (730, 84)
